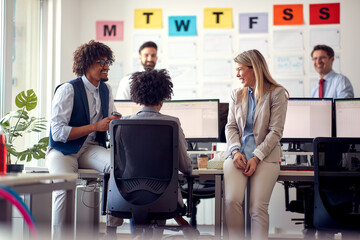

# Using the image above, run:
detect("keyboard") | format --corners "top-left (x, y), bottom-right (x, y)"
top-left (280, 165), bottom-right (314, 171)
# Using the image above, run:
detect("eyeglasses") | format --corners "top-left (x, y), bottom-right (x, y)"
top-left (312, 56), bottom-right (329, 61)
top-left (96, 59), bottom-right (112, 67)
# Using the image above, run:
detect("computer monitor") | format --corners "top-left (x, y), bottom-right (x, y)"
top-left (113, 100), bottom-right (142, 116)
top-left (114, 99), bottom-right (220, 142)
top-left (281, 98), bottom-right (333, 143)
top-left (219, 103), bottom-right (229, 143)
top-left (335, 98), bottom-right (360, 137)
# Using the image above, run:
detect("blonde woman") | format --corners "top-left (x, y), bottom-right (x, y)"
top-left (224, 49), bottom-right (289, 239)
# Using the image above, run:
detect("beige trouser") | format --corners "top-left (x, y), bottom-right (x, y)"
top-left (223, 157), bottom-right (280, 240)
top-left (46, 142), bottom-right (123, 240)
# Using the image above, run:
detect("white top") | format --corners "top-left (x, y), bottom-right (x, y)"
top-left (115, 66), bottom-right (145, 100)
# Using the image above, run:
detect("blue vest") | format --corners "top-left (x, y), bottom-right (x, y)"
top-left (49, 78), bottom-right (109, 155)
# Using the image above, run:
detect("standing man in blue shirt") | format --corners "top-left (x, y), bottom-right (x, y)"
top-left (311, 44), bottom-right (354, 98)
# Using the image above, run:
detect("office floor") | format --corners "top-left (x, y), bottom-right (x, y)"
top-left (97, 223), bottom-right (338, 240)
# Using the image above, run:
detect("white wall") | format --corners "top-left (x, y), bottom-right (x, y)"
top-left (58, 0), bottom-right (360, 99)
top-left (55, 0), bottom-right (360, 235)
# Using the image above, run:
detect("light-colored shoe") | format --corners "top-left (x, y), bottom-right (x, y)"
top-left (100, 233), bottom-right (117, 240)
top-left (182, 226), bottom-right (200, 239)
top-left (100, 226), bottom-right (117, 240)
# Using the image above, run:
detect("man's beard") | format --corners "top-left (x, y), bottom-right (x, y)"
top-left (142, 61), bottom-right (155, 70)
top-left (100, 78), bottom-right (108, 82)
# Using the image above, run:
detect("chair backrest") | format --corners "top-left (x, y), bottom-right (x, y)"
top-left (107, 119), bottom-right (180, 224)
top-left (313, 137), bottom-right (360, 232)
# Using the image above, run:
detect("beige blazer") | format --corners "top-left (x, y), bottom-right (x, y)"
top-left (225, 86), bottom-right (288, 163)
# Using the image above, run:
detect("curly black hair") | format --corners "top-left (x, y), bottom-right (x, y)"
top-left (130, 69), bottom-right (173, 106)
top-left (72, 40), bottom-right (115, 77)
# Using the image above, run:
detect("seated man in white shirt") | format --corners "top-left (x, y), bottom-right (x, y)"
top-left (46, 40), bottom-right (123, 240)
top-left (310, 44), bottom-right (354, 99)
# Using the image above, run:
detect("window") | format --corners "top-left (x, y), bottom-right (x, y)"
top-left (12, 0), bottom-right (41, 109)
top-left (0, 0), bottom-right (7, 116)
top-left (1, 0), bottom-right (46, 166)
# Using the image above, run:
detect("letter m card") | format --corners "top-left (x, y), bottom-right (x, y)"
top-left (96, 21), bottom-right (124, 41)
top-left (169, 16), bottom-right (197, 36)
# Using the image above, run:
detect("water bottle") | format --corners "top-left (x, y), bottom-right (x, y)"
top-left (0, 127), bottom-right (7, 174)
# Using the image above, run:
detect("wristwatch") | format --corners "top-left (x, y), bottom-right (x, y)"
top-left (231, 149), bottom-right (240, 159)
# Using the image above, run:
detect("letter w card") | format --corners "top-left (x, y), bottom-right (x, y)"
top-left (169, 16), bottom-right (197, 36)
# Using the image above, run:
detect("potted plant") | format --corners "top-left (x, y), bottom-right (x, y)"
top-left (0, 89), bottom-right (49, 172)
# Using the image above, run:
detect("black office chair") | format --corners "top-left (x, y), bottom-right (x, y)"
top-left (313, 137), bottom-right (360, 239)
top-left (281, 142), bottom-right (316, 238)
top-left (180, 142), bottom-right (216, 228)
top-left (180, 179), bottom-right (215, 227)
top-left (102, 119), bottom-right (197, 239)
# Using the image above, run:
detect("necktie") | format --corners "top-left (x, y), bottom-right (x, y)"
top-left (319, 78), bottom-right (325, 98)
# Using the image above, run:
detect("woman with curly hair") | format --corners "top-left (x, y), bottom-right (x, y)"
top-left (46, 40), bottom-right (123, 240)
top-left (123, 68), bottom-right (198, 238)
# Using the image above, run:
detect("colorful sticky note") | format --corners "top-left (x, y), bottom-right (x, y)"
top-left (169, 16), bottom-right (197, 36)
top-left (273, 4), bottom-right (303, 25)
top-left (134, 9), bottom-right (162, 29)
top-left (204, 8), bottom-right (233, 28)
top-left (310, 3), bottom-right (340, 25)
top-left (96, 21), bottom-right (124, 41)
top-left (239, 13), bottom-right (268, 33)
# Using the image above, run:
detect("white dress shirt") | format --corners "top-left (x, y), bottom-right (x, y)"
top-left (50, 75), bottom-right (116, 144)
top-left (311, 70), bottom-right (354, 98)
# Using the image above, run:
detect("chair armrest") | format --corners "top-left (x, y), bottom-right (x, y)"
top-left (182, 174), bottom-right (199, 217)
top-left (101, 172), bottom-right (110, 215)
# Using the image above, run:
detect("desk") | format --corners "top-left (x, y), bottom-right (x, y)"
top-left (76, 169), bottom-right (102, 237)
top-left (190, 169), bottom-right (314, 239)
top-left (23, 168), bottom-right (104, 238)
top-left (191, 169), bottom-right (223, 239)
top-left (0, 173), bottom-right (77, 238)
top-left (278, 170), bottom-right (314, 181)
top-left (77, 168), bottom-right (101, 179)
